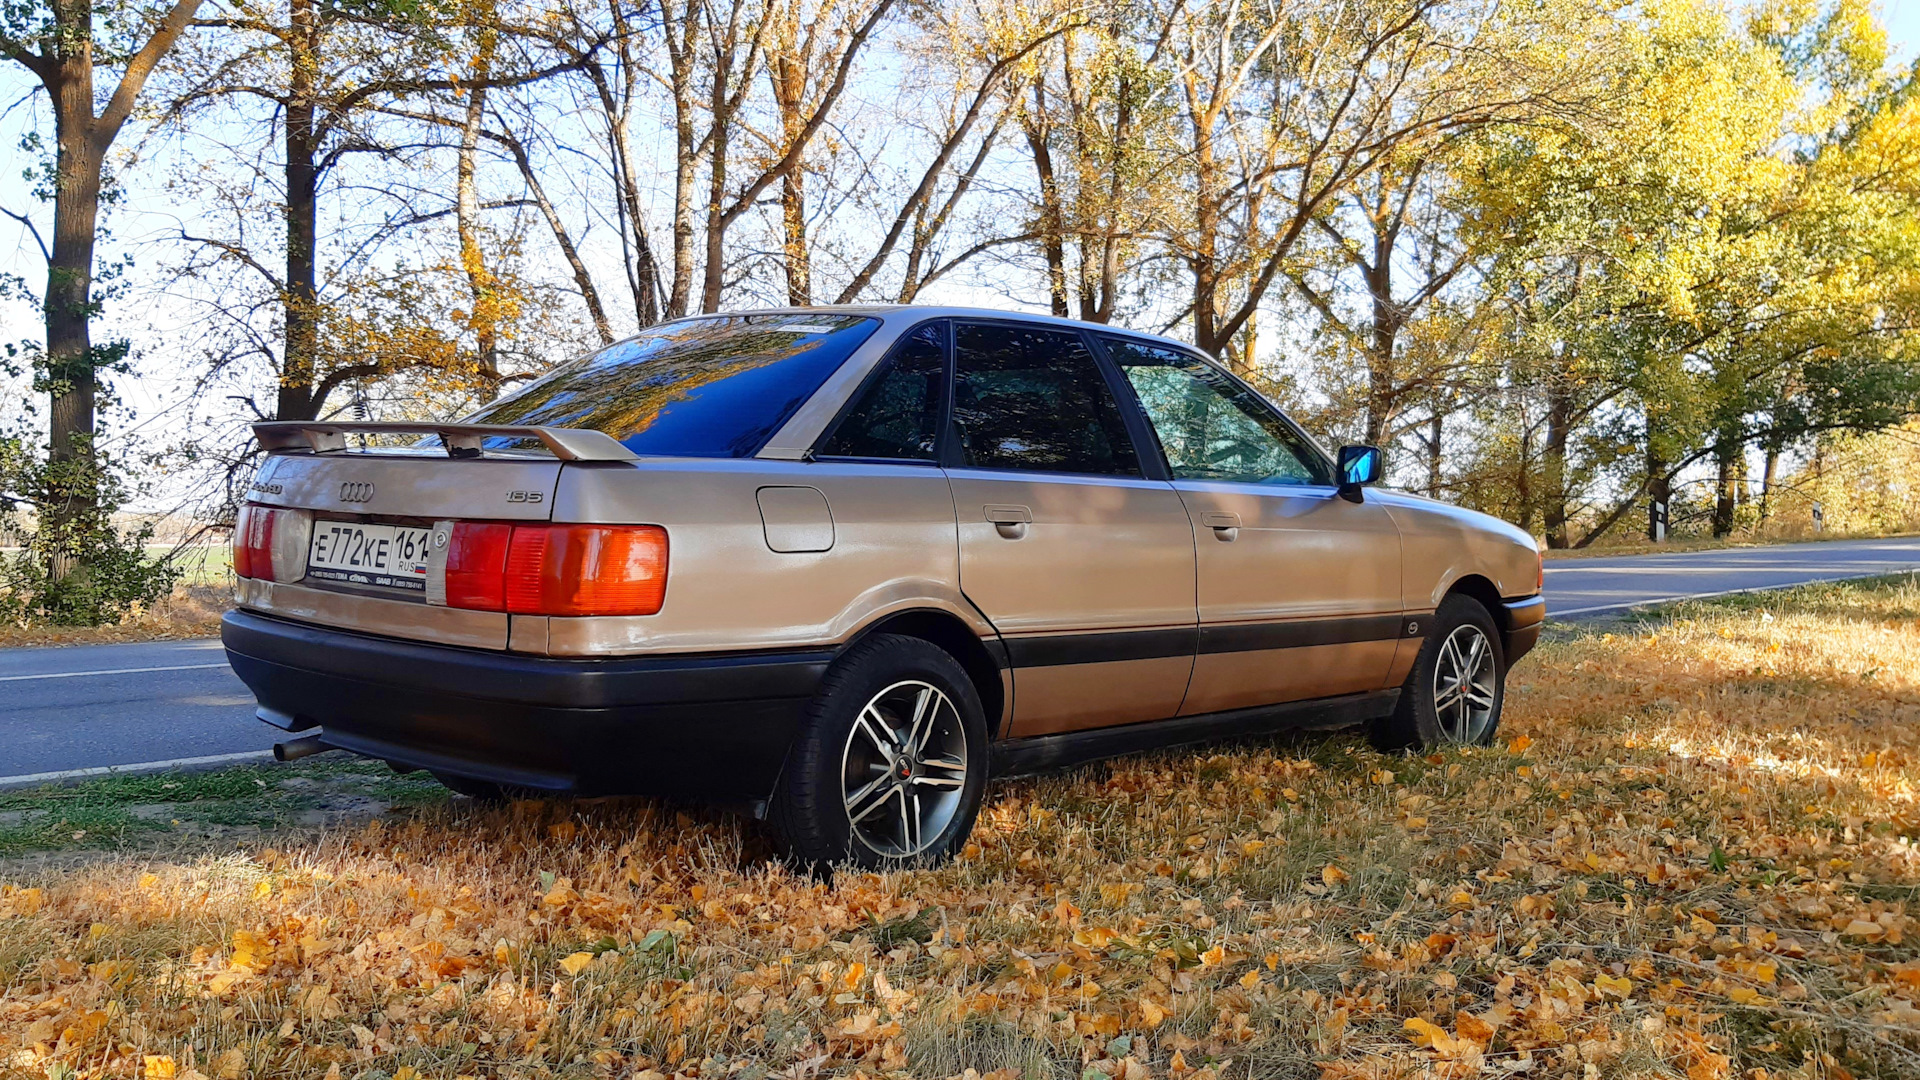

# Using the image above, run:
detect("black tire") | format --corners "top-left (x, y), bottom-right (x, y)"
top-left (768, 634), bottom-right (989, 871)
top-left (432, 771), bottom-right (510, 802)
top-left (1371, 594), bottom-right (1506, 751)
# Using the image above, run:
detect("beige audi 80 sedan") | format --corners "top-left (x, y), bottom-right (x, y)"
top-left (224, 306), bottom-right (1544, 867)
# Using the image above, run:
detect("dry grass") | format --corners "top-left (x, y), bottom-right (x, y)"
top-left (0, 586), bottom-right (229, 649)
top-left (6, 576), bottom-right (1920, 1080)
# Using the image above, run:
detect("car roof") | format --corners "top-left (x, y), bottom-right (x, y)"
top-left (663, 304), bottom-right (1214, 359)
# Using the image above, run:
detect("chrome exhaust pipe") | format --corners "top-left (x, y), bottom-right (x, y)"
top-left (273, 734), bottom-right (330, 762)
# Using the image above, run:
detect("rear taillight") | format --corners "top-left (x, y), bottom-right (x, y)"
top-left (444, 522), bottom-right (667, 617)
top-left (233, 503), bottom-right (275, 579)
top-left (233, 503), bottom-right (310, 583)
top-left (445, 522), bottom-right (513, 610)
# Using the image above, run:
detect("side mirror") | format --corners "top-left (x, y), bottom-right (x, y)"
top-left (1337, 445), bottom-right (1382, 501)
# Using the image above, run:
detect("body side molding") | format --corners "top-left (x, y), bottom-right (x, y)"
top-left (989, 689), bottom-right (1399, 776)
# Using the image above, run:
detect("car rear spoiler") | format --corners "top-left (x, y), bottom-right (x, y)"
top-left (251, 421), bottom-right (638, 462)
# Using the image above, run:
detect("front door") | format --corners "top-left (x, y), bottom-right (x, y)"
top-left (1099, 336), bottom-right (1405, 715)
top-left (945, 321), bottom-right (1197, 737)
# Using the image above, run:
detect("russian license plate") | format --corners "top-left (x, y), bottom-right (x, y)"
top-left (306, 521), bottom-right (432, 593)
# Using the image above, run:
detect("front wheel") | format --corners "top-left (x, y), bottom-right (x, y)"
top-left (768, 634), bottom-right (988, 870)
top-left (1372, 594), bottom-right (1506, 751)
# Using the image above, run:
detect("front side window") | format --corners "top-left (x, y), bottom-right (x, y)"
top-left (816, 322), bottom-right (946, 461)
top-left (467, 314), bottom-right (878, 457)
top-left (1102, 337), bottom-right (1331, 486)
top-left (951, 323), bottom-right (1141, 476)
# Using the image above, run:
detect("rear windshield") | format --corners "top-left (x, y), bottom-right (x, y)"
top-left (466, 314), bottom-right (879, 457)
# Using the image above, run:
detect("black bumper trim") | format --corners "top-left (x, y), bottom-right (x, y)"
top-left (223, 609), bottom-right (834, 709)
top-left (1500, 594), bottom-right (1545, 664)
top-left (317, 727), bottom-right (575, 791)
top-left (1199, 612), bottom-right (1416, 654)
top-left (998, 612), bottom-right (1422, 669)
top-left (1501, 594), bottom-right (1546, 630)
top-left (1003, 626), bottom-right (1197, 667)
top-left (221, 610), bottom-right (832, 799)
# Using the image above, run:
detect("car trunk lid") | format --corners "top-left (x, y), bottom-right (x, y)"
top-left (235, 421), bottom-right (636, 650)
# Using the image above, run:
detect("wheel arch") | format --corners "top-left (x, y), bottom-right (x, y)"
top-left (1444, 573), bottom-right (1514, 659)
top-left (845, 608), bottom-right (1009, 737)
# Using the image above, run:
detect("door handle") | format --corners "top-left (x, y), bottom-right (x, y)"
top-left (1200, 511), bottom-right (1240, 540)
top-left (984, 504), bottom-right (1031, 539)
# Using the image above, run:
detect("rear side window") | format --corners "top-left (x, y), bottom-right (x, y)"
top-left (951, 322), bottom-right (1141, 476)
top-left (467, 314), bottom-right (878, 457)
top-left (817, 322), bottom-right (947, 461)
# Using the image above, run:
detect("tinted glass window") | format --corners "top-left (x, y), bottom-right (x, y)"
top-left (465, 314), bottom-right (878, 457)
top-left (951, 323), bottom-right (1140, 476)
top-left (817, 323), bottom-right (946, 461)
top-left (1103, 337), bottom-right (1331, 485)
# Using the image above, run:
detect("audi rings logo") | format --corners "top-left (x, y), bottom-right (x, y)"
top-left (338, 481), bottom-right (376, 503)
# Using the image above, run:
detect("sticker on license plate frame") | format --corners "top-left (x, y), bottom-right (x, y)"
top-left (306, 520), bottom-right (432, 593)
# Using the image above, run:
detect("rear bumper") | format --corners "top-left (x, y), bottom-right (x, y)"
top-left (1499, 595), bottom-right (1546, 664)
top-left (221, 609), bottom-right (831, 799)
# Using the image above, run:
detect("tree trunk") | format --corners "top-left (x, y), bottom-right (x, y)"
top-left (670, 107), bottom-right (697, 317)
top-left (666, 3), bottom-right (698, 319)
top-left (43, 11), bottom-right (104, 579)
top-left (1515, 427), bottom-right (1534, 532)
top-left (1361, 188), bottom-right (1399, 446)
top-left (1759, 445), bottom-right (1779, 523)
top-left (1711, 444), bottom-right (1736, 538)
top-left (1022, 82), bottom-right (1069, 319)
top-left (456, 74), bottom-right (498, 394)
top-left (1362, 321), bottom-right (1398, 443)
top-left (1189, 97), bottom-right (1223, 357)
top-left (585, 12), bottom-right (663, 328)
top-left (700, 85), bottom-right (729, 313)
top-left (278, 0), bottom-right (322, 421)
top-left (1086, 66), bottom-right (1130, 325)
top-left (14, 0), bottom-right (201, 587)
top-left (1427, 412), bottom-right (1443, 497)
top-left (610, 108), bottom-right (662, 327)
top-left (779, 163), bottom-right (809, 306)
top-left (771, 48), bottom-right (810, 306)
top-left (1646, 448), bottom-right (1670, 542)
top-left (1542, 380), bottom-right (1572, 549)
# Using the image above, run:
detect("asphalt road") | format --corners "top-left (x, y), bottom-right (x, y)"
top-left (4, 535), bottom-right (1919, 785)
top-left (1541, 535), bottom-right (1920, 617)
top-left (1, 637), bottom-right (267, 785)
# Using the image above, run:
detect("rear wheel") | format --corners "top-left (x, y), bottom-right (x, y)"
top-left (769, 634), bottom-right (988, 870)
top-left (1372, 594), bottom-right (1505, 751)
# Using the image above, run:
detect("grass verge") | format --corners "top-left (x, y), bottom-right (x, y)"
top-left (0, 758), bottom-right (448, 859)
top-left (0, 585), bottom-right (229, 649)
top-left (4, 576), bottom-right (1920, 1080)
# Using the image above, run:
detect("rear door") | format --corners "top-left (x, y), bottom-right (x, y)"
top-left (1098, 336), bottom-right (1405, 714)
top-left (943, 321), bottom-right (1197, 737)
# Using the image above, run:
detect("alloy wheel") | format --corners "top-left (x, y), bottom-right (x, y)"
top-left (1432, 624), bottom-right (1497, 743)
top-left (841, 679), bottom-right (969, 858)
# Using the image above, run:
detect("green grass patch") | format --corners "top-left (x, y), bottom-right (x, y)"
top-left (0, 756), bottom-right (448, 858)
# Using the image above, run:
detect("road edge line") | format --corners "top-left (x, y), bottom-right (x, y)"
top-left (0, 662), bottom-right (232, 682)
top-left (1550, 568), bottom-right (1920, 619)
top-left (0, 751), bottom-right (276, 790)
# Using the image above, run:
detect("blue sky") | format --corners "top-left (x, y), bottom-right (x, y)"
top-left (1889, 1), bottom-right (1920, 60)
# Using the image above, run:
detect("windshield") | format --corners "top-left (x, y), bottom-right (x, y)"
top-left (466, 314), bottom-right (880, 457)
